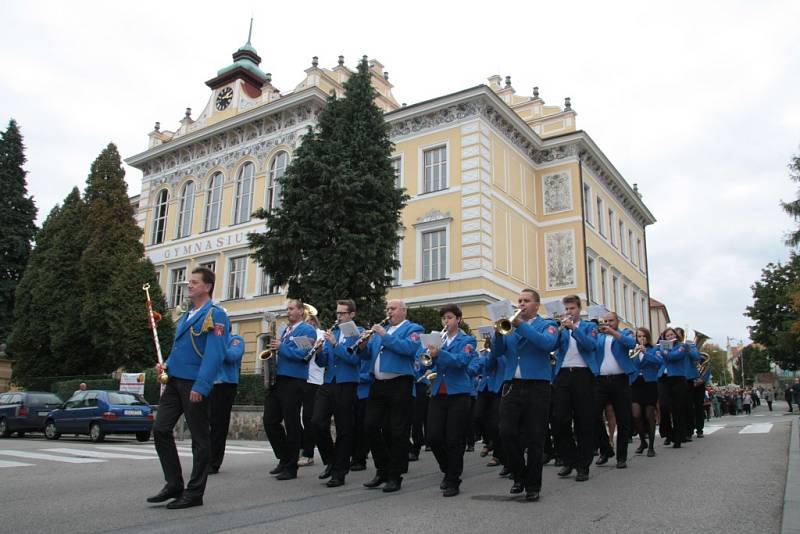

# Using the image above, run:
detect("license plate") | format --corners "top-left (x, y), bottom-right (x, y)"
top-left (38, 411), bottom-right (48, 416)
top-left (124, 410), bottom-right (142, 416)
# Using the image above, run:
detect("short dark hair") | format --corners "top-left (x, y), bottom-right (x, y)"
top-left (521, 288), bottom-right (541, 303)
top-left (337, 299), bottom-right (357, 313)
top-left (192, 267), bottom-right (215, 297)
top-left (439, 303), bottom-right (463, 320)
top-left (562, 295), bottom-right (581, 308)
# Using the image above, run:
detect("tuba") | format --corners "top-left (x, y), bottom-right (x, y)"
top-left (259, 312), bottom-right (279, 392)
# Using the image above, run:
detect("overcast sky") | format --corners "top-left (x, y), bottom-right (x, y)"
top-left (2, 0), bottom-right (798, 347)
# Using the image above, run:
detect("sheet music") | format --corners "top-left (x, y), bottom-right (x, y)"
top-left (292, 335), bottom-right (315, 350)
top-left (486, 300), bottom-right (514, 322)
top-left (338, 321), bottom-right (359, 338)
top-left (476, 325), bottom-right (494, 338)
top-left (543, 300), bottom-right (566, 318)
top-left (420, 332), bottom-right (444, 348)
top-left (587, 304), bottom-right (610, 321)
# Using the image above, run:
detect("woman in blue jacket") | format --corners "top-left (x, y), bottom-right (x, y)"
top-left (423, 304), bottom-right (477, 497)
top-left (656, 327), bottom-right (691, 448)
top-left (631, 327), bottom-right (661, 457)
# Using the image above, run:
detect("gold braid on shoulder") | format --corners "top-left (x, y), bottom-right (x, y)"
top-left (189, 308), bottom-right (216, 357)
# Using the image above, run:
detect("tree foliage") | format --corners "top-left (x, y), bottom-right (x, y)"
top-left (735, 344), bottom-right (772, 384)
top-left (781, 148), bottom-right (800, 247)
top-left (249, 57), bottom-right (407, 326)
top-left (744, 254), bottom-right (800, 371)
top-left (702, 343), bottom-right (733, 385)
top-left (9, 144), bottom-right (172, 385)
top-left (0, 119), bottom-right (37, 342)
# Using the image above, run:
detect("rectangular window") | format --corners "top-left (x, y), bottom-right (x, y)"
top-left (169, 268), bottom-right (186, 309)
top-left (623, 283), bottom-right (630, 320)
top-left (637, 239), bottom-right (643, 270)
top-left (587, 257), bottom-right (596, 303)
top-left (612, 275), bottom-right (620, 313)
top-left (391, 156), bottom-right (402, 189)
top-left (154, 271), bottom-right (161, 285)
top-left (260, 271), bottom-right (280, 295)
top-left (600, 266), bottom-right (609, 306)
top-left (227, 256), bottom-right (247, 300)
top-left (641, 296), bottom-right (647, 326)
top-left (628, 230), bottom-right (635, 263)
top-left (421, 229), bottom-right (446, 281)
top-left (423, 146), bottom-right (447, 193)
top-left (392, 241), bottom-right (401, 286)
top-left (199, 260), bottom-right (216, 273)
top-left (609, 209), bottom-right (616, 246)
top-left (619, 220), bottom-right (626, 255)
top-left (633, 291), bottom-right (640, 326)
top-left (583, 184), bottom-right (592, 225)
top-left (597, 198), bottom-right (605, 236)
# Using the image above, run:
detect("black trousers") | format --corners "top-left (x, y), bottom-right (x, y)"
top-left (427, 393), bottom-right (471, 485)
top-left (352, 398), bottom-right (369, 465)
top-left (473, 391), bottom-right (502, 461)
top-left (658, 376), bottom-right (688, 444)
top-left (552, 367), bottom-right (595, 472)
top-left (498, 379), bottom-right (550, 491)
top-left (365, 375), bottom-right (413, 481)
top-left (687, 380), bottom-right (706, 435)
top-left (410, 387), bottom-right (429, 454)
top-left (595, 374), bottom-right (632, 462)
top-left (263, 376), bottom-right (305, 474)
top-left (312, 382), bottom-right (356, 479)
top-left (301, 382), bottom-right (320, 458)
top-left (209, 382), bottom-right (238, 470)
top-left (153, 378), bottom-right (211, 498)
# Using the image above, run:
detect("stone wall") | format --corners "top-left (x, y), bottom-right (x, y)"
top-left (171, 405), bottom-right (267, 441)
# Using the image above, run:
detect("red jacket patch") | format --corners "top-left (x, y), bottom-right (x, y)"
top-left (547, 326), bottom-right (557, 334)
top-left (410, 332), bottom-right (419, 341)
top-left (214, 324), bottom-right (225, 337)
top-left (232, 339), bottom-right (241, 346)
top-left (465, 344), bottom-right (473, 353)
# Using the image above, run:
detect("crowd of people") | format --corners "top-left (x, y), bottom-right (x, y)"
top-left (143, 267), bottom-right (797, 509)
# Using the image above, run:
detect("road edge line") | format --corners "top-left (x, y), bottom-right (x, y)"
top-left (782, 417), bottom-right (800, 534)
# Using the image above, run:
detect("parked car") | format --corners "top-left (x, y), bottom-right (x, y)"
top-left (0, 391), bottom-right (63, 438)
top-left (43, 390), bottom-right (154, 443)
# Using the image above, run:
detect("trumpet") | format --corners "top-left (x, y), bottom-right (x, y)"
top-left (305, 319), bottom-right (341, 363)
top-left (347, 316), bottom-right (390, 354)
top-left (629, 345), bottom-right (645, 359)
top-left (495, 308), bottom-right (523, 335)
top-left (420, 331), bottom-right (447, 367)
top-left (417, 369), bottom-right (438, 383)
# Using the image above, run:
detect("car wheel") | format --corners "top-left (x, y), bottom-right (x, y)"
top-left (0, 418), bottom-right (10, 438)
top-left (136, 431), bottom-right (151, 442)
top-left (89, 422), bottom-right (105, 443)
top-left (44, 420), bottom-right (61, 440)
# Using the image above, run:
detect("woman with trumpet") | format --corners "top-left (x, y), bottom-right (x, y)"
top-left (656, 327), bottom-right (690, 448)
top-left (630, 327), bottom-right (661, 457)
top-left (422, 304), bottom-right (477, 497)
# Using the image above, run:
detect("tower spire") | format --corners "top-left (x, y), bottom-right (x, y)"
top-left (247, 17), bottom-right (253, 45)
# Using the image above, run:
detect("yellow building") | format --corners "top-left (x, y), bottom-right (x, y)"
top-left (126, 37), bottom-right (656, 374)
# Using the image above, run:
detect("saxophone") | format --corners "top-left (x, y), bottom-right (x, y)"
top-left (259, 312), bottom-right (278, 392)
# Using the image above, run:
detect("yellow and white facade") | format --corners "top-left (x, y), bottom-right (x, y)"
top-left (126, 40), bottom-right (656, 374)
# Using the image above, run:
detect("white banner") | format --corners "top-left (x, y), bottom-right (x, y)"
top-left (120, 372), bottom-right (146, 395)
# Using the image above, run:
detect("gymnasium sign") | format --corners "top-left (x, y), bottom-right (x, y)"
top-left (147, 228), bottom-right (264, 263)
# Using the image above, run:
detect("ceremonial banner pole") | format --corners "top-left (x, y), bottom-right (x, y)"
top-left (143, 283), bottom-right (169, 385)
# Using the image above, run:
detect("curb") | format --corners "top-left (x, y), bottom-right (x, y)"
top-left (783, 417), bottom-right (800, 534)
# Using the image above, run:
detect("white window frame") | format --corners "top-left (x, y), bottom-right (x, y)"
top-left (267, 151), bottom-right (289, 212)
top-left (623, 282), bottom-right (630, 321)
top-left (618, 220), bottom-right (626, 256)
top-left (596, 197), bottom-right (605, 236)
top-left (151, 189), bottom-right (169, 245)
top-left (168, 266), bottom-right (187, 309)
top-left (259, 269), bottom-right (281, 296)
top-left (612, 273), bottom-right (620, 313)
top-left (637, 238), bottom-right (643, 270)
top-left (608, 209), bottom-right (617, 247)
top-left (415, 218), bottom-right (450, 283)
top-left (600, 264), bottom-right (609, 306)
top-left (226, 255), bottom-right (248, 300)
top-left (586, 255), bottom-right (597, 304)
top-left (391, 238), bottom-right (403, 286)
top-left (175, 180), bottom-right (195, 239)
top-left (418, 143), bottom-right (449, 195)
top-left (198, 259), bottom-right (216, 273)
top-left (391, 154), bottom-right (404, 190)
top-left (232, 161), bottom-right (255, 225)
top-left (583, 183), bottom-right (593, 226)
top-left (203, 172), bottom-right (223, 232)
top-left (628, 230), bottom-right (635, 264)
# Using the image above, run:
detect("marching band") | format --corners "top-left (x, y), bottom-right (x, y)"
top-left (146, 279), bottom-right (713, 507)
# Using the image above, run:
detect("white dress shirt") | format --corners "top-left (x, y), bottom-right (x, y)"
top-left (374, 320), bottom-right (407, 380)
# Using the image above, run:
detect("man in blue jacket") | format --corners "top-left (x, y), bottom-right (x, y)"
top-left (148, 266), bottom-right (228, 509)
top-left (552, 295), bottom-right (599, 482)
top-left (360, 299), bottom-right (423, 493)
top-left (492, 289), bottom-right (559, 502)
top-left (263, 299), bottom-right (317, 481)
top-left (209, 328), bottom-right (244, 474)
top-left (594, 312), bottom-right (637, 469)
top-left (311, 299), bottom-right (364, 487)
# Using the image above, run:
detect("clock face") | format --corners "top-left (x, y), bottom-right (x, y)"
top-left (216, 87), bottom-right (233, 111)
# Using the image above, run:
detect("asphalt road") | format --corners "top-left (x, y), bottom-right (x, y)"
top-left (0, 407), bottom-right (793, 534)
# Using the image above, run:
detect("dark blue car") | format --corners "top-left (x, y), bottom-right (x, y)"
top-left (44, 390), bottom-right (154, 443)
top-left (0, 391), bottom-right (63, 437)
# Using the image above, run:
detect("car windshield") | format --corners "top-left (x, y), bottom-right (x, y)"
top-left (28, 393), bottom-right (62, 405)
top-left (106, 392), bottom-right (147, 406)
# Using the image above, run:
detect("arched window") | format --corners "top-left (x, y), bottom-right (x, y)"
top-left (267, 151), bottom-right (288, 211)
top-left (203, 172), bottom-right (223, 232)
top-left (175, 180), bottom-right (195, 238)
top-left (151, 189), bottom-right (169, 245)
top-left (233, 162), bottom-right (255, 225)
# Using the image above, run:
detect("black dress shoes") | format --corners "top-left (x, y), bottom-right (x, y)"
top-left (318, 465), bottom-right (333, 479)
top-left (510, 481), bottom-right (524, 494)
top-left (382, 479), bottom-right (402, 493)
top-left (443, 485), bottom-right (460, 497)
top-left (408, 451), bottom-right (419, 462)
top-left (350, 463), bottom-right (366, 471)
top-left (575, 470), bottom-right (589, 482)
top-left (326, 478), bottom-right (345, 488)
top-left (557, 466), bottom-right (574, 478)
top-left (525, 490), bottom-right (540, 502)
top-left (269, 463), bottom-right (287, 475)
top-left (147, 486), bottom-right (183, 503)
top-left (166, 495), bottom-right (203, 509)
top-left (276, 470), bottom-right (297, 480)
top-left (647, 449), bottom-right (656, 457)
top-left (440, 476), bottom-right (448, 490)
top-left (363, 475), bottom-right (386, 488)
top-left (595, 455), bottom-right (610, 465)
top-left (616, 461), bottom-right (627, 469)
top-left (499, 466), bottom-right (512, 478)
top-left (635, 442), bottom-right (647, 454)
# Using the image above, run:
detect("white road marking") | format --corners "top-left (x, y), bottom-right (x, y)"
top-left (224, 445), bottom-right (272, 452)
top-left (0, 450), bottom-right (105, 464)
top-left (95, 446), bottom-right (190, 458)
top-left (0, 459), bottom-right (34, 468)
top-left (43, 448), bottom-right (155, 460)
top-left (703, 426), bottom-right (724, 435)
top-left (739, 423), bottom-right (773, 434)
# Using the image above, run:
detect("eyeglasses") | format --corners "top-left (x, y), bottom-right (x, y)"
top-left (335, 311), bottom-right (353, 316)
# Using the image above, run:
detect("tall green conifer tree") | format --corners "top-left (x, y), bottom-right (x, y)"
top-left (0, 119), bottom-right (37, 342)
top-left (250, 57), bottom-right (407, 325)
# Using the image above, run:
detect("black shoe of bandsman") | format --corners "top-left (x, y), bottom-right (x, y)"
top-left (147, 486), bottom-right (183, 503)
top-left (276, 470), bottom-right (297, 480)
top-left (363, 475), bottom-right (386, 488)
top-left (382, 479), bottom-right (402, 493)
top-left (510, 481), bottom-right (524, 494)
top-left (326, 478), bottom-right (345, 488)
top-left (525, 490), bottom-right (540, 502)
top-left (318, 465), bottom-right (332, 479)
top-left (165, 495), bottom-right (203, 509)
top-left (575, 470), bottom-right (589, 482)
top-left (269, 463), bottom-right (286, 475)
top-left (557, 466), bottom-right (574, 478)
